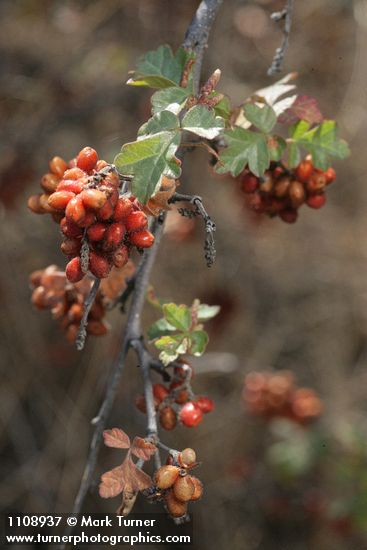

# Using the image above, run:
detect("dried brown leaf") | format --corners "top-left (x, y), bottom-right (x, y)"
top-left (99, 465), bottom-right (124, 499)
top-left (144, 176), bottom-right (177, 216)
top-left (116, 491), bottom-right (138, 516)
top-left (131, 437), bottom-right (157, 461)
top-left (103, 428), bottom-right (131, 449)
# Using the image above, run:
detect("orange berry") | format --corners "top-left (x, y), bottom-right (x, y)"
top-left (153, 383), bottom-right (169, 402)
top-left (27, 194), bottom-right (44, 214)
top-left (65, 195), bottom-right (86, 225)
top-left (306, 173), bottom-right (326, 193)
top-left (48, 190), bottom-right (75, 210)
top-left (60, 238), bottom-right (81, 256)
top-left (173, 475), bottom-right (195, 502)
top-left (60, 217), bottom-right (84, 238)
top-left (56, 179), bottom-right (85, 195)
top-left (76, 147), bottom-right (98, 172)
top-left (274, 176), bottom-right (291, 198)
top-left (190, 476), bottom-right (203, 501)
top-left (155, 465), bottom-right (180, 489)
top-left (96, 199), bottom-right (114, 221)
top-left (325, 167), bottom-right (336, 184)
top-left (165, 491), bottom-right (188, 518)
top-left (178, 448), bottom-right (197, 468)
top-left (49, 156), bottom-right (68, 177)
top-left (63, 167), bottom-right (86, 180)
top-left (41, 173), bottom-right (60, 193)
top-left (86, 320), bottom-right (108, 336)
top-left (78, 211), bottom-right (96, 228)
top-left (80, 189), bottom-right (107, 210)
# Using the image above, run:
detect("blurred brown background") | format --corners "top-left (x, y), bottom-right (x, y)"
top-left (1, 0), bottom-right (366, 548)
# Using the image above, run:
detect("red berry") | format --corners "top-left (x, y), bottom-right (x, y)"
top-left (60, 217), bottom-right (83, 238)
top-left (129, 230), bottom-right (154, 248)
top-left (96, 199), bottom-right (114, 221)
top-left (325, 167), bottom-right (336, 184)
top-left (153, 383), bottom-right (169, 402)
top-left (288, 181), bottom-right (305, 208)
top-left (155, 465), bottom-right (180, 489)
top-left (113, 196), bottom-right (134, 221)
top-left (76, 147), bottom-right (98, 172)
top-left (47, 191), bottom-right (75, 210)
top-left (306, 194), bottom-right (326, 209)
top-left (113, 245), bottom-right (129, 268)
top-left (240, 173), bottom-right (259, 194)
top-left (65, 195), bottom-right (86, 225)
top-left (245, 193), bottom-right (266, 213)
top-left (196, 396), bottom-right (214, 413)
top-left (41, 173), bottom-right (60, 193)
top-left (295, 160), bottom-right (314, 183)
top-left (179, 401), bottom-right (203, 427)
top-left (279, 209), bottom-right (298, 224)
top-left (65, 257), bottom-right (84, 283)
top-left (78, 211), bottom-right (96, 228)
top-left (125, 211), bottom-right (148, 232)
top-left (60, 238), bottom-right (81, 256)
top-left (306, 173), bottom-right (326, 193)
top-left (87, 222), bottom-right (107, 242)
top-left (102, 222), bottom-right (126, 251)
top-left (80, 189), bottom-right (107, 210)
top-left (89, 252), bottom-right (112, 278)
top-left (56, 179), bottom-right (85, 195)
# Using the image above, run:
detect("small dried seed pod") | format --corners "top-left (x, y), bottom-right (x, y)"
top-left (190, 477), bottom-right (203, 501)
top-left (288, 180), bottom-right (305, 208)
top-left (178, 448), bottom-right (196, 468)
top-left (154, 465), bottom-right (180, 490)
top-left (274, 176), bottom-right (291, 198)
top-left (165, 490), bottom-right (188, 518)
top-left (173, 475), bottom-right (195, 502)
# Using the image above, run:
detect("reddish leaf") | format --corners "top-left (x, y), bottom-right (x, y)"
top-left (128, 458), bottom-right (153, 490)
top-left (103, 428), bottom-right (131, 449)
top-left (131, 437), bottom-right (157, 460)
top-left (99, 465), bottom-right (124, 498)
top-left (116, 491), bottom-right (138, 516)
top-left (278, 95), bottom-right (323, 125)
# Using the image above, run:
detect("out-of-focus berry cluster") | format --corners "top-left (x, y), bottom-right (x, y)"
top-left (238, 157), bottom-right (336, 223)
top-left (30, 265), bottom-right (107, 342)
top-left (243, 370), bottom-right (323, 424)
top-left (28, 147), bottom-right (154, 283)
top-left (135, 361), bottom-right (214, 430)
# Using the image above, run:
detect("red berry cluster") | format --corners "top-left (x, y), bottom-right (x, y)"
top-left (30, 265), bottom-right (107, 342)
top-left (135, 361), bottom-right (214, 430)
top-left (243, 370), bottom-right (323, 424)
top-left (238, 157), bottom-right (336, 223)
top-left (28, 147), bottom-right (154, 283)
top-left (147, 448), bottom-right (203, 519)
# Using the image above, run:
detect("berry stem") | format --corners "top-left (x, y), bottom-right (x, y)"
top-left (76, 276), bottom-right (101, 351)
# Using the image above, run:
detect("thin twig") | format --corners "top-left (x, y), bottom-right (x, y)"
top-left (169, 192), bottom-right (216, 267)
top-left (267, 0), bottom-right (294, 76)
top-left (76, 277), bottom-right (100, 351)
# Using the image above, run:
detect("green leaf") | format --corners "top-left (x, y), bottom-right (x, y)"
top-left (213, 95), bottom-right (232, 121)
top-left (162, 303), bottom-right (192, 332)
top-left (114, 131), bottom-right (181, 203)
top-left (189, 330), bottom-right (209, 356)
top-left (151, 87), bottom-right (191, 114)
top-left (181, 105), bottom-right (225, 139)
top-left (267, 135), bottom-right (286, 161)
top-left (295, 120), bottom-right (350, 170)
top-left (147, 318), bottom-right (176, 340)
top-left (138, 110), bottom-right (180, 137)
top-left (215, 127), bottom-right (270, 177)
top-left (243, 103), bottom-right (277, 133)
top-left (155, 334), bottom-right (189, 366)
top-left (289, 120), bottom-right (311, 139)
top-left (197, 304), bottom-right (221, 321)
top-left (288, 142), bottom-right (301, 168)
top-left (128, 45), bottom-right (191, 89)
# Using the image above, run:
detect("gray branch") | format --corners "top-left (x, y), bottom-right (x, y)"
top-left (267, 0), bottom-right (294, 76)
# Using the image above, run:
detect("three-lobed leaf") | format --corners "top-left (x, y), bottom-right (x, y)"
top-left (216, 127), bottom-right (270, 177)
top-left (181, 105), bottom-right (225, 139)
top-left (243, 103), bottom-right (277, 134)
top-left (138, 110), bottom-right (180, 137)
top-left (151, 87), bottom-right (191, 114)
top-left (162, 303), bottom-right (192, 332)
